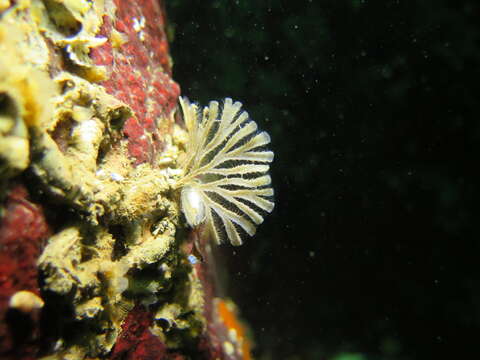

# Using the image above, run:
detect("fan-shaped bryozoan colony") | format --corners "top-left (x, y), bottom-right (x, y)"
top-left (177, 97), bottom-right (274, 246)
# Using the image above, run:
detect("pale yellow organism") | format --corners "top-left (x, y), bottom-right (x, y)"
top-left (0, 0), bottom-right (10, 12)
top-left (9, 290), bottom-right (44, 313)
top-left (177, 97), bottom-right (275, 246)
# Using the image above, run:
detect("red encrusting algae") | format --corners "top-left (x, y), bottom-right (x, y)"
top-left (0, 185), bottom-right (51, 359)
top-left (90, 0), bottom-right (180, 165)
top-left (110, 305), bottom-right (167, 360)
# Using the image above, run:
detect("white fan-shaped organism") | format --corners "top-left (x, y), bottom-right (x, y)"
top-left (176, 97), bottom-right (275, 246)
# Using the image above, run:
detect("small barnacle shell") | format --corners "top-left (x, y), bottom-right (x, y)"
top-left (9, 290), bottom-right (44, 313)
top-left (177, 97), bottom-right (275, 246)
top-left (181, 184), bottom-right (206, 227)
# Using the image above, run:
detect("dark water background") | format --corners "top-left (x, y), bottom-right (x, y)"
top-left (166, 1), bottom-right (480, 359)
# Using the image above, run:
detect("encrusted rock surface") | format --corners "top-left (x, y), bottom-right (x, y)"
top-left (0, 1), bottom-right (252, 359)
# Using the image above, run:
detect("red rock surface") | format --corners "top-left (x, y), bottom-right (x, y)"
top-left (110, 305), bottom-right (167, 360)
top-left (91, 0), bottom-right (180, 165)
top-left (0, 185), bottom-right (51, 359)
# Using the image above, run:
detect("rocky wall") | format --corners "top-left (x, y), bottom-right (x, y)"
top-left (0, 1), bottom-right (251, 359)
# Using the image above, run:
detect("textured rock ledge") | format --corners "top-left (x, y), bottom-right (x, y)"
top-left (0, 1), bottom-right (251, 359)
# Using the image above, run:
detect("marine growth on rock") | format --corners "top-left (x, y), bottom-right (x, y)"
top-left (0, 1), bottom-right (270, 357)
